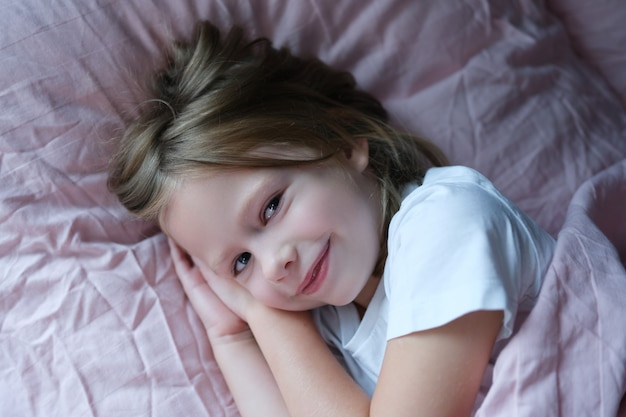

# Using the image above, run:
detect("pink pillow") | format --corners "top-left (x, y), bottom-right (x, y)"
top-left (2, 1), bottom-right (626, 416)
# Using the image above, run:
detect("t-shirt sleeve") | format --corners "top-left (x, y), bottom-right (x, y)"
top-left (385, 180), bottom-right (533, 342)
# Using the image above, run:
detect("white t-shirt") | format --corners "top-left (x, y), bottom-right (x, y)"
top-left (311, 166), bottom-right (556, 396)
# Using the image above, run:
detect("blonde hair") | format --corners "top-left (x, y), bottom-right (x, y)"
top-left (108, 21), bottom-right (447, 276)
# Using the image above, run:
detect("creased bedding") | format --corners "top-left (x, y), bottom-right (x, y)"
top-left (1, 0), bottom-right (625, 416)
top-left (478, 161), bottom-right (626, 417)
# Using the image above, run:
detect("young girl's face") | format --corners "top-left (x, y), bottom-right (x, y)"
top-left (164, 142), bottom-right (382, 311)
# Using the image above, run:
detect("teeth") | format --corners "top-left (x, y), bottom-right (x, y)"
top-left (311, 263), bottom-right (320, 280)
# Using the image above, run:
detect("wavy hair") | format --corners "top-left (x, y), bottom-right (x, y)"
top-left (108, 21), bottom-right (447, 276)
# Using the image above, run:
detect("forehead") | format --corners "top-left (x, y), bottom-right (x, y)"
top-left (163, 164), bottom-right (297, 258)
top-left (163, 170), bottom-right (253, 252)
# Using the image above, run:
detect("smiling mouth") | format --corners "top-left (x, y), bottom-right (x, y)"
top-left (299, 240), bottom-right (330, 295)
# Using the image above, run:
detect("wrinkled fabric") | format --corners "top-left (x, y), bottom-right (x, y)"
top-left (1, 0), bottom-right (625, 416)
top-left (476, 161), bottom-right (626, 417)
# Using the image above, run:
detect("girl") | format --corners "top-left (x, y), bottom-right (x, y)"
top-left (108, 21), bottom-right (555, 417)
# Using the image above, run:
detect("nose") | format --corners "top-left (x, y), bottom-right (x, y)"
top-left (260, 240), bottom-right (297, 283)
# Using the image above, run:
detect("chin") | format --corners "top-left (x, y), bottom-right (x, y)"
top-left (267, 300), bottom-right (325, 312)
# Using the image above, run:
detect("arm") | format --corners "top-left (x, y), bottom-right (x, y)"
top-left (247, 303), bottom-right (501, 417)
top-left (246, 305), bottom-right (371, 417)
top-left (169, 239), bottom-right (290, 417)
top-left (372, 310), bottom-right (502, 417)
top-left (211, 332), bottom-right (290, 417)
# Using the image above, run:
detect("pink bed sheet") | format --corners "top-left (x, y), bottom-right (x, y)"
top-left (548, 0), bottom-right (626, 106)
top-left (1, 0), bottom-right (625, 416)
top-left (478, 160), bottom-right (626, 417)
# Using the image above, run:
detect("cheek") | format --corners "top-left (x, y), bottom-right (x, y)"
top-left (247, 280), bottom-right (285, 308)
top-left (247, 280), bottom-right (320, 311)
top-left (297, 186), bottom-right (356, 225)
top-left (281, 192), bottom-right (334, 235)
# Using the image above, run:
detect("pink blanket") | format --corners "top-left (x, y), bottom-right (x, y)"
top-left (1, 0), bottom-right (625, 415)
top-left (478, 161), bottom-right (626, 416)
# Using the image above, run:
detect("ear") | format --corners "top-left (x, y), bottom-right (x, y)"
top-left (345, 138), bottom-right (370, 173)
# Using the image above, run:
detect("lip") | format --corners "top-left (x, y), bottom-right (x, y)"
top-left (298, 240), bottom-right (330, 296)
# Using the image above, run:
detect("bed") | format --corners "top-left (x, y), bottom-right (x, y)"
top-left (1, 0), bottom-right (625, 415)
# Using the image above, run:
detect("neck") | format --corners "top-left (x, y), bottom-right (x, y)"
top-left (353, 276), bottom-right (380, 310)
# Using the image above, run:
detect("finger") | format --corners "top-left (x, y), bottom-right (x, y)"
top-left (168, 238), bottom-right (192, 270)
top-left (171, 258), bottom-right (222, 329)
top-left (168, 239), bottom-right (200, 283)
top-left (203, 267), bottom-right (253, 320)
top-left (167, 239), bottom-right (250, 336)
top-left (168, 238), bottom-right (207, 299)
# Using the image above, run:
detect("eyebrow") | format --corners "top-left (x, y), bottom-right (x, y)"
top-left (235, 173), bottom-right (276, 227)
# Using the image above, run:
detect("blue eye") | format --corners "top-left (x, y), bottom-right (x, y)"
top-left (263, 194), bottom-right (281, 222)
top-left (234, 252), bottom-right (251, 275)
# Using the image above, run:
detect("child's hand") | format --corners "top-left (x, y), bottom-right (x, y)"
top-left (168, 238), bottom-right (249, 341)
top-left (196, 252), bottom-right (261, 325)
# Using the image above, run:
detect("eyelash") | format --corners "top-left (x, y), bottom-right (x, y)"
top-left (233, 193), bottom-right (283, 276)
top-left (262, 194), bottom-right (281, 223)
top-left (234, 252), bottom-right (250, 275)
